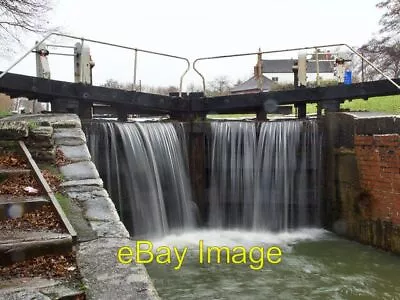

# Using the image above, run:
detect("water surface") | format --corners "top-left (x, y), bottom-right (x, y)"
top-left (146, 229), bottom-right (400, 300)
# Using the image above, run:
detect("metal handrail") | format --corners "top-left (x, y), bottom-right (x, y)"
top-left (192, 43), bottom-right (400, 93)
top-left (0, 32), bottom-right (191, 95)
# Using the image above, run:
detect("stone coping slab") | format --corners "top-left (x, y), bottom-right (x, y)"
top-left (1, 114), bottom-right (81, 128)
top-left (52, 116), bottom-right (160, 299)
top-left (78, 238), bottom-right (160, 300)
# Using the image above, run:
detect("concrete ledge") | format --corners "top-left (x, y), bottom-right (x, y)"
top-left (58, 144), bottom-right (91, 162)
top-left (88, 220), bottom-right (129, 238)
top-left (0, 114), bottom-right (81, 129)
top-left (0, 278), bottom-right (84, 300)
top-left (0, 121), bottom-right (29, 139)
top-left (60, 179), bottom-right (104, 189)
top-left (59, 161), bottom-right (100, 181)
top-left (51, 116), bottom-right (159, 299)
top-left (53, 128), bottom-right (86, 146)
top-left (84, 197), bottom-right (120, 222)
top-left (77, 238), bottom-right (160, 300)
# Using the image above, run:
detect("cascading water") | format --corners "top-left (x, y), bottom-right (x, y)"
top-left (85, 119), bottom-right (321, 235)
top-left (83, 119), bottom-right (400, 299)
top-left (208, 120), bottom-right (322, 231)
top-left (85, 121), bottom-right (195, 237)
top-left (208, 122), bottom-right (256, 228)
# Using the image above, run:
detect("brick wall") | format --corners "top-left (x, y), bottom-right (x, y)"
top-left (354, 134), bottom-right (400, 224)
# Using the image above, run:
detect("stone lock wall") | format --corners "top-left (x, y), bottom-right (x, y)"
top-left (325, 113), bottom-right (400, 254)
top-left (0, 118), bottom-right (56, 162)
top-left (0, 114), bottom-right (160, 299)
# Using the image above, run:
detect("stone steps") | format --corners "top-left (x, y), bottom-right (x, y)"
top-left (0, 277), bottom-right (85, 299)
top-left (0, 143), bottom-right (75, 267)
top-left (0, 195), bottom-right (49, 220)
top-left (0, 230), bottom-right (73, 266)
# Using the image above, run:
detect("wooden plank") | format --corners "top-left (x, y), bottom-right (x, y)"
top-left (0, 168), bottom-right (31, 176)
top-left (0, 230), bottom-right (72, 266)
top-left (0, 195), bottom-right (49, 220)
top-left (0, 195), bottom-right (49, 205)
top-left (0, 72), bottom-right (188, 113)
top-left (191, 78), bottom-right (400, 114)
top-left (18, 141), bottom-right (77, 242)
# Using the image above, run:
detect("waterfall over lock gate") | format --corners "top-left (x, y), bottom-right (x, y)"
top-left (85, 122), bottom-right (196, 237)
top-left (84, 119), bottom-right (323, 237)
top-left (208, 120), bottom-right (322, 231)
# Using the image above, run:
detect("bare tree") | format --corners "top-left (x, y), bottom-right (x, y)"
top-left (101, 79), bottom-right (179, 96)
top-left (0, 0), bottom-right (53, 49)
top-left (102, 79), bottom-right (125, 89)
top-left (359, 39), bottom-right (400, 79)
top-left (359, 0), bottom-right (400, 79)
top-left (377, 0), bottom-right (400, 34)
top-left (207, 76), bottom-right (232, 96)
top-left (187, 82), bottom-right (203, 93)
top-left (141, 85), bottom-right (179, 95)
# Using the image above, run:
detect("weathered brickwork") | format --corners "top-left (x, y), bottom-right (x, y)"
top-left (354, 134), bottom-right (400, 225)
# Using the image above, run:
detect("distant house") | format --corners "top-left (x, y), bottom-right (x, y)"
top-left (262, 59), bottom-right (335, 84)
top-left (230, 49), bottom-right (278, 95)
top-left (230, 74), bottom-right (277, 95)
top-left (230, 50), bottom-right (337, 94)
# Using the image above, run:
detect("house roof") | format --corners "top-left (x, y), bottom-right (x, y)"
top-left (262, 59), bottom-right (335, 73)
top-left (230, 75), bottom-right (276, 93)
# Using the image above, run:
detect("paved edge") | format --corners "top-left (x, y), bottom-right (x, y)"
top-left (52, 115), bottom-right (160, 300)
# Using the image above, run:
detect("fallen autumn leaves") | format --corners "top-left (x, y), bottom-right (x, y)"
top-left (0, 204), bottom-right (66, 233)
top-left (0, 150), bottom-right (82, 289)
top-left (0, 252), bottom-right (79, 280)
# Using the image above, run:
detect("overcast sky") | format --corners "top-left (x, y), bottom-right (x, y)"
top-left (0, 0), bottom-right (383, 89)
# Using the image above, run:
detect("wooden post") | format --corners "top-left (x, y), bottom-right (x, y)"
top-left (18, 141), bottom-right (77, 242)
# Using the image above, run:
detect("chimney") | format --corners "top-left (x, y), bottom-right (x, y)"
top-left (254, 48), bottom-right (262, 78)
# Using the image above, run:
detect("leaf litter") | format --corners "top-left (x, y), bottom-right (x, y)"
top-left (0, 150), bottom-right (81, 286)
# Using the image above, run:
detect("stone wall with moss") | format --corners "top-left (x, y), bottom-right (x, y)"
top-left (0, 114), bottom-right (84, 162)
top-left (324, 112), bottom-right (400, 254)
top-left (0, 113), bottom-right (160, 299)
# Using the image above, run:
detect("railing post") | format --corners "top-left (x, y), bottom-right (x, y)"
top-left (133, 49), bottom-right (138, 90)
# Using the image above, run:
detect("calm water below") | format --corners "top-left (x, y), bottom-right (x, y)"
top-left (145, 229), bottom-right (400, 300)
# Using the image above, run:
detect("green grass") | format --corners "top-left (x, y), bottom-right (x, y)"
top-left (207, 95), bottom-right (400, 118)
top-left (207, 113), bottom-right (256, 119)
top-left (0, 111), bottom-right (12, 118)
top-left (27, 121), bottom-right (40, 130)
top-left (341, 95), bottom-right (400, 113)
top-left (307, 95), bottom-right (400, 114)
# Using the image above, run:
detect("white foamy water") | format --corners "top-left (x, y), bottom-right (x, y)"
top-left (146, 230), bottom-right (400, 300)
top-left (147, 228), bottom-right (328, 250)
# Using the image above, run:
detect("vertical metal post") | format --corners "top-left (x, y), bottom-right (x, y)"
top-left (257, 48), bottom-right (263, 91)
top-left (33, 41), bottom-right (39, 114)
top-left (296, 103), bottom-right (306, 119)
top-left (361, 52), bottom-right (365, 82)
top-left (317, 103), bottom-right (322, 117)
top-left (315, 48), bottom-right (320, 86)
top-left (133, 49), bottom-right (138, 91)
top-left (80, 38), bottom-right (85, 83)
top-left (292, 62), bottom-right (299, 87)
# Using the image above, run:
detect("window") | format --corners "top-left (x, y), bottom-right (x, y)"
top-left (272, 77), bottom-right (279, 82)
